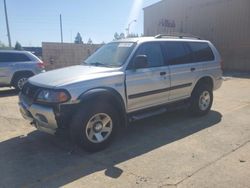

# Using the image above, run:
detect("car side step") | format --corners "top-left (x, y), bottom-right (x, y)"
top-left (129, 108), bottom-right (167, 121)
top-left (128, 99), bottom-right (190, 122)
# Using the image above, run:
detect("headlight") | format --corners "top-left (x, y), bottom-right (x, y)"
top-left (36, 89), bottom-right (71, 103)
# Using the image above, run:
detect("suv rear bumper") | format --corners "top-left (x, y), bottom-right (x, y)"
top-left (19, 95), bottom-right (58, 135)
top-left (214, 76), bottom-right (223, 90)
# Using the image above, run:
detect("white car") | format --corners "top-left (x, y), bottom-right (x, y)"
top-left (0, 50), bottom-right (45, 91)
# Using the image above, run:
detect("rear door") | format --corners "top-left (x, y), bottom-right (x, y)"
top-left (163, 41), bottom-right (203, 101)
top-left (188, 41), bottom-right (217, 81)
top-left (125, 42), bottom-right (171, 112)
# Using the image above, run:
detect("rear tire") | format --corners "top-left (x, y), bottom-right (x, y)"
top-left (13, 74), bottom-right (31, 91)
top-left (189, 84), bottom-right (213, 116)
top-left (70, 102), bottom-right (119, 152)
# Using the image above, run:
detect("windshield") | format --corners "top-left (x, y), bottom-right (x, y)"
top-left (84, 42), bottom-right (135, 67)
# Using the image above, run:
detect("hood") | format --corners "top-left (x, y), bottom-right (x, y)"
top-left (29, 65), bottom-right (122, 88)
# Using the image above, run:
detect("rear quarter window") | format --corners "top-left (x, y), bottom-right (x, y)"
top-left (188, 42), bottom-right (215, 62)
top-left (0, 52), bottom-right (31, 63)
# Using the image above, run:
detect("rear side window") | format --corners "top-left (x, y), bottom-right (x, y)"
top-left (0, 52), bottom-right (31, 63)
top-left (163, 42), bottom-right (193, 65)
top-left (188, 42), bottom-right (215, 62)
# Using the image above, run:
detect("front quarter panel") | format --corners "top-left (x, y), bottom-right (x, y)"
top-left (61, 73), bottom-right (127, 108)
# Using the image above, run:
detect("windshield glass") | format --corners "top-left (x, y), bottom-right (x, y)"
top-left (84, 42), bottom-right (135, 67)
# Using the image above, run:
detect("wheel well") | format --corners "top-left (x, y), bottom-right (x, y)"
top-left (79, 88), bottom-right (127, 127)
top-left (11, 71), bottom-right (34, 84)
top-left (194, 77), bottom-right (214, 91)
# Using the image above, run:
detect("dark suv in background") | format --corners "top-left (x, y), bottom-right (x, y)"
top-left (0, 50), bottom-right (45, 91)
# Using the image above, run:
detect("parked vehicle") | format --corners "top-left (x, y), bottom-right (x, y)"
top-left (19, 35), bottom-right (223, 152)
top-left (0, 50), bottom-right (45, 91)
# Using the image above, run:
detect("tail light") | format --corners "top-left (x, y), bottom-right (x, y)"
top-left (37, 61), bottom-right (45, 69)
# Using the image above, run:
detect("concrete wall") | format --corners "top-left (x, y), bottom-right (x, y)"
top-left (42, 42), bottom-right (102, 70)
top-left (144, 0), bottom-right (250, 71)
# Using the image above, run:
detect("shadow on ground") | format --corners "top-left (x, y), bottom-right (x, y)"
top-left (0, 110), bottom-right (222, 187)
top-left (0, 88), bottom-right (18, 97)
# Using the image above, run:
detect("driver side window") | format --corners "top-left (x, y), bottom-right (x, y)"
top-left (132, 42), bottom-right (164, 68)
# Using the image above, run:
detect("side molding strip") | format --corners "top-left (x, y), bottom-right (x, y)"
top-left (128, 83), bottom-right (192, 99)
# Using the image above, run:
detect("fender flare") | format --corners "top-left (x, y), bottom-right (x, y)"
top-left (11, 70), bottom-right (34, 85)
top-left (192, 76), bottom-right (214, 93)
top-left (78, 87), bottom-right (128, 127)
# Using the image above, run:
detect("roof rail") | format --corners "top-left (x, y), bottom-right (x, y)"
top-left (154, 34), bottom-right (202, 40)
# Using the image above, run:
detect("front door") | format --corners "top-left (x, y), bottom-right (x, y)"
top-left (125, 42), bottom-right (170, 112)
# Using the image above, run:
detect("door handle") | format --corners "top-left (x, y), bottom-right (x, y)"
top-left (190, 68), bottom-right (196, 72)
top-left (160, 72), bottom-right (166, 76)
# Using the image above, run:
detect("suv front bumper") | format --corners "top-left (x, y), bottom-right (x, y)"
top-left (19, 95), bottom-right (58, 135)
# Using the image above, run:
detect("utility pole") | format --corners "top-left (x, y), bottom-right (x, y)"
top-left (4, 0), bottom-right (12, 47)
top-left (60, 14), bottom-right (63, 43)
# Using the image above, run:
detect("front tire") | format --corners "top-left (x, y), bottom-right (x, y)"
top-left (70, 102), bottom-right (119, 152)
top-left (189, 84), bottom-right (213, 116)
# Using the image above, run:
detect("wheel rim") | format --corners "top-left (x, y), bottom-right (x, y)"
top-left (199, 91), bottom-right (211, 111)
top-left (17, 77), bottom-right (28, 90)
top-left (85, 113), bottom-right (113, 143)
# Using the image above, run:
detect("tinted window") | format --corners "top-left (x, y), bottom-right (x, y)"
top-left (0, 52), bottom-right (31, 63)
top-left (163, 42), bottom-right (193, 65)
top-left (134, 42), bottom-right (164, 68)
top-left (188, 42), bottom-right (215, 62)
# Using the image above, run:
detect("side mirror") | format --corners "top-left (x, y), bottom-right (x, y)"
top-left (134, 55), bottom-right (148, 69)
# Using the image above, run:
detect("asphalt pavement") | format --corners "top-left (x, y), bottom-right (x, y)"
top-left (0, 74), bottom-right (249, 188)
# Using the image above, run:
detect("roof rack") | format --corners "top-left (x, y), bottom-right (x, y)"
top-left (154, 34), bottom-right (202, 40)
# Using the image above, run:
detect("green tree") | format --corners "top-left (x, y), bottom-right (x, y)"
top-left (114, 32), bottom-right (119, 40)
top-left (114, 32), bottom-right (125, 40)
top-left (119, 33), bottom-right (125, 39)
top-left (14, 41), bottom-right (23, 50)
top-left (87, 38), bottom-right (93, 44)
top-left (0, 41), bottom-right (13, 50)
top-left (74, 32), bottom-right (83, 44)
top-left (127, 33), bottom-right (139, 38)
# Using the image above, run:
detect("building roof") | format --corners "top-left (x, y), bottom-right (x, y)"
top-left (143, 0), bottom-right (163, 10)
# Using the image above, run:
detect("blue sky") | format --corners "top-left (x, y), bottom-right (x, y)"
top-left (0, 0), bottom-right (160, 47)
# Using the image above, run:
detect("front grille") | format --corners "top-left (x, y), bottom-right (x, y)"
top-left (21, 82), bottom-right (41, 105)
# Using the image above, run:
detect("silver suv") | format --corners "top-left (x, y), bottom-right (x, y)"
top-left (0, 50), bottom-right (45, 91)
top-left (19, 35), bottom-right (223, 152)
